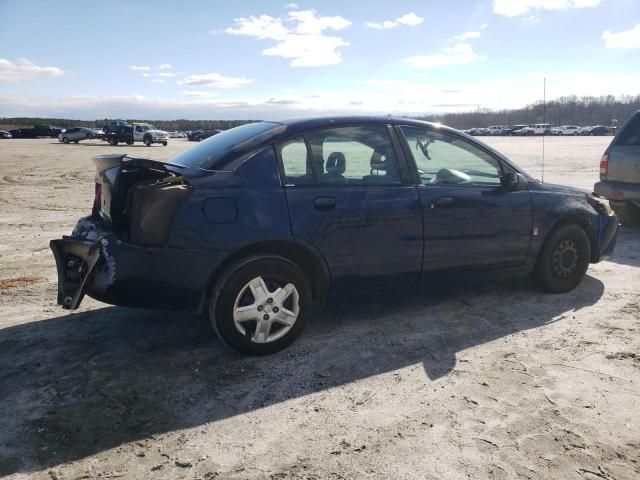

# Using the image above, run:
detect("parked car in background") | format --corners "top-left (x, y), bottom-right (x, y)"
top-left (594, 110), bottom-right (640, 226)
top-left (512, 126), bottom-right (531, 135)
top-left (577, 126), bottom-right (592, 135)
top-left (584, 125), bottom-right (609, 136)
top-left (50, 116), bottom-right (618, 355)
top-left (168, 131), bottom-right (180, 138)
top-left (188, 129), bottom-right (223, 141)
top-left (502, 125), bottom-right (528, 136)
top-left (103, 120), bottom-right (132, 135)
top-left (132, 123), bottom-right (169, 146)
top-left (92, 128), bottom-right (105, 140)
top-left (9, 124), bottom-right (62, 138)
top-left (557, 125), bottom-right (580, 135)
top-left (0, 130), bottom-right (11, 139)
top-left (103, 121), bottom-right (134, 145)
top-left (486, 125), bottom-right (506, 135)
top-left (58, 127), bottom-right (95, 143)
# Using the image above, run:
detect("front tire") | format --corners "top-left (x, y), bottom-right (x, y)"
top-left (144, 136), bottom-right (152, 147)
top-left (534, 224), bottom-right (591, 293)
top-left (209, 255), bottom-right (311, 355)
top-left (62, 137), bottom-right (69, 144)
top-left (162, 141), bottom-right (167, 146)
top-left (610, 201), bottom-right (640, 227)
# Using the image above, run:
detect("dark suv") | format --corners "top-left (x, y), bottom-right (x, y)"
top-left (50, 117), bottom-right (618, 354)
top-left (594, 110), bottom-right (640, 226)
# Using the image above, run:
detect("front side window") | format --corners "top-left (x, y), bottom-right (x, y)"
top-left (306, 125), bottom-right (401, 185)
top-left (401, 127), bottom-right (502, 187)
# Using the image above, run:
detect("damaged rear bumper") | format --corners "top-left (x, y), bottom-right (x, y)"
top-left (50, 217), bottom-right (227, 312)
top-left (50, 237), bottom-right (102, 309)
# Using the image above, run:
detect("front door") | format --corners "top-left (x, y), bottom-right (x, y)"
top-left (398, 126), bottom-right (533, 277)
top-left (278, 125), bottom-right (423, 291)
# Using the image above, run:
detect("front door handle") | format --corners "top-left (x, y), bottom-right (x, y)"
top-left (314, 196), bottom-right (336, 211)
top-left (431, 196), bottom-right (454, 208)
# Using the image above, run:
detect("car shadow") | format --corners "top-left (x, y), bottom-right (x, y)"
top-left (0, 274), bottom-right (604, 474)
top-left (606, 226), bottom-right (640, 268)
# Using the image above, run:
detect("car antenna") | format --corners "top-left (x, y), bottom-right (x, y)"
top-left (541, 77), bottom-right (546, 182)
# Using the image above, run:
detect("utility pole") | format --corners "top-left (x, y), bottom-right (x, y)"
top-left (542, 77), bottom-right (546, 182)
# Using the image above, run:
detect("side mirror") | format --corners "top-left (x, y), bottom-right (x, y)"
top-left (500, 172), bottom-right (522, 191)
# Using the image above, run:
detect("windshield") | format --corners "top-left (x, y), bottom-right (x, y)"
top-left (170, 121), bottom-right (284, 170)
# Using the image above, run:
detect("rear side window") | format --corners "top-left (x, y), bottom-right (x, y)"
top-left (307, 125), bottom-right (401, 186)
top-left (280, 136), bottom-right (314, 186)
top-left (170, 121), bottom-right (284, 170)
top-left (615, 113), bottom-right (640, 146)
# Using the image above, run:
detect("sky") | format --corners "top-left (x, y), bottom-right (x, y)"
top-left (0, 0), bottom-right (639, 120)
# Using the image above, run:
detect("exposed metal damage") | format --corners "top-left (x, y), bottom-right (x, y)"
top-left (49, 154), bottom-right (194, 310)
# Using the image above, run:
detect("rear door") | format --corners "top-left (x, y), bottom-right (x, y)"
top-left (607, 113), bottom-right (640, 184)
top-left (278, 125), bottom-right (423, 291)
top-left (397, 126), bottom-right (533, 277)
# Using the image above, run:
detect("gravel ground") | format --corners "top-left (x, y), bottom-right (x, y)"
top-left (0, 136), bottom-right (639, 480)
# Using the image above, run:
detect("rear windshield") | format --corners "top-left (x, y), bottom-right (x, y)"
top-left (170, 122), bottom-right (284, 170)
top-left (615, 112), bottom-right (640, 146)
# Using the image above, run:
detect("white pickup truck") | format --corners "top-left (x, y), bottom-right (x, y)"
top-left (132, 123), bottom-right (169, 146)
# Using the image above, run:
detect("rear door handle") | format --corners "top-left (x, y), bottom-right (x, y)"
top-left (314, 196), bottom-right (336, 211)
top-left (431, 196), bottom-right (454, 208)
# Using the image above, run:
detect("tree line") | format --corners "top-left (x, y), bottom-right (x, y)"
top-left (419, 95), bottom-right (640, 130)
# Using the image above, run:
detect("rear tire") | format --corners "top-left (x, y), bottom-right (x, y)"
top-left (534, 224), bottom-right (591, 293)
top-left (209, 255), bottom-right (311, 355)
top-left (610, 201), bottom-right (640, 227)
top-left (162, 141), bottom-right (167, 146)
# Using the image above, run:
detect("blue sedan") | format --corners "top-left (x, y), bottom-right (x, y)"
top-left (50, 117), bottom-right (618, 354)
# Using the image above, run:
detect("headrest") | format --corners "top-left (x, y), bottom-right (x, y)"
top-left (370, 151), bottom-right (389, 171)
top-left (326, 152), bottom-right (346, 175)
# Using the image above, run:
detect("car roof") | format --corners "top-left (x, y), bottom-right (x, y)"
top-left (273, 115), bottom-right (459, 137)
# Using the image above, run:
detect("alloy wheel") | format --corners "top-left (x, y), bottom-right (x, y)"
top-left (232, 276), bottom-right (300, 344)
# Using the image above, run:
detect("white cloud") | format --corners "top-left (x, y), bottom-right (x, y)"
top-left (179, 72), bottom-right (254, 88)
top-left (181, 90), bottom-right (219, 98)
top-left (225, 10), bottom-right (351, 67)
top-left (450, 31), bottom-right (481, 41)
top-left (405, 43), bottom-right (487, 69)
top-left (603, 23), bottom-right (640, 49)
top-left (0, 58), bottom-right (64, 82)
top-left (285, 3), bottom-right (298, 9)
top-left (151, 79), bottom-right (165, 84)
top-left (480, 23), bottom-right (489, 29)
top-left (492, 0), bottom-right (601, 17)
top-left (129, 65), bottom-right (151, 71)
top-left (366, 12), bottom-right (424, 30)
top-left (396, 13), bottom-right (424, 26)
top-left (141, 73), bottom-right (151, 77)
top-left (157, 63), bottom-right (172, 70)
top-left (156, 72), bottom-right (177, 77)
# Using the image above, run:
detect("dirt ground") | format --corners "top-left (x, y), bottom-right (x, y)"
top-left (0, 136), bottom-right (639, 480)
